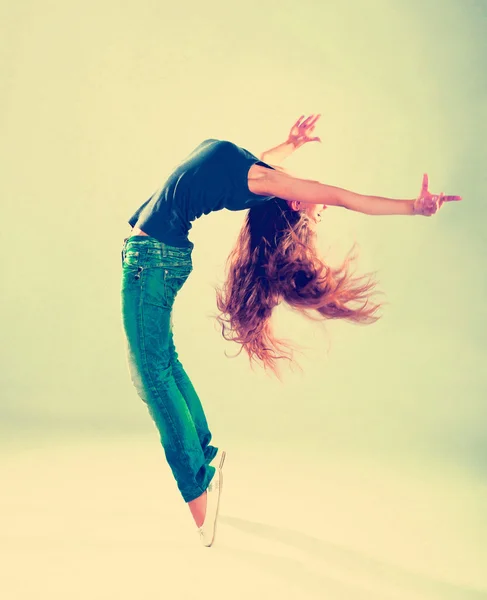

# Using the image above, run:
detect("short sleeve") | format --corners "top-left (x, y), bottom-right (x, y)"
top-left (212, 141), bottom-right (276, 210)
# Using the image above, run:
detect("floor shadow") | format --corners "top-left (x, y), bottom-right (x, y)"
top-left (217, 515), bottom-right (486, 600)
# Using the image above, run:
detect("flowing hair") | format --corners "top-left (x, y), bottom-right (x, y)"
top-left (215, 186), bottom-right (384, 378)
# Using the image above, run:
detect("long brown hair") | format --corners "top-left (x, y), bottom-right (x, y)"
top-left (215, 195), bottom-right (384, 377)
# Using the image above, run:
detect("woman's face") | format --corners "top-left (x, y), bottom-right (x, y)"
top-left (286, 200), bottom-right (327, 225)
top-left (305, 203), bottom-right (327, 224)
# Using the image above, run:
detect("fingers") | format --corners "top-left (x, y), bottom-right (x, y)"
top-left (416, 184), bottom-right (463, 216)
top-left (420, 173), bottom-right (462, 204)
top-left (298, 114), bottom-right (321, 129)
top-left (433, 193), bottom-right (462, 211)
top-left (430, 192), bottom-right (462, 209)
top-left (301, 115), bottom-right (313, 127)
top-left (309, 113), bottom-right (321, 127)
top-left (424, 197), bottom-right (437, 215)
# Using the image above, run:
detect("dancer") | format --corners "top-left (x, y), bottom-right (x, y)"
top-left (120, 115), bottom-right (462, 547)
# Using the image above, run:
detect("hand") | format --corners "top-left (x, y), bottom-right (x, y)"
top-left (288, 114), bottom-right (322, 149)
top-left (413, 173), bottom-right (462, 216)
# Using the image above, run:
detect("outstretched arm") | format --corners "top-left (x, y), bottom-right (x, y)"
top-left (260, 114), bottom-right (321, 164)
top-left (248, 168), bottom-right (462, 216)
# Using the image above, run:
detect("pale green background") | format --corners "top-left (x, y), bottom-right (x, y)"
top-left (1, 0), bottom-right (486, 598)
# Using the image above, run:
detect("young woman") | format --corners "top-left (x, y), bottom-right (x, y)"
top-left (120, 115), bottom-right (462, 547)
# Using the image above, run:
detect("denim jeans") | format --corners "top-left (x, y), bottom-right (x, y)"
top-left (120, 235), bottom-right (217, 503)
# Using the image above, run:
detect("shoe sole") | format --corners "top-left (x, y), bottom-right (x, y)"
top-left (207, 468), bottom-right (223, 547)
top-left (216, 450), bottom-right (226, 470)
top-left (203, 452), bottom-right (225, 547)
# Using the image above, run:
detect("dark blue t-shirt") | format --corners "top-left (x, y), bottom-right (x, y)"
top-left (127, 139), bottom-right (276, 248)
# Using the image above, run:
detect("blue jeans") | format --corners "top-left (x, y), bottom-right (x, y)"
top-left (120, 235), bottom-right (217, 503)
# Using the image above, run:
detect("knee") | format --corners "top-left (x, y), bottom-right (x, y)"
top-left (129, 348), bottom-right (173, 397)
top-left (170, 353), bottom-right (185, 376)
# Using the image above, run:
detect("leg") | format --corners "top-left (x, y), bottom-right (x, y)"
top-left (167, 325), bottom-right (218, 465)
top-left (121, 265), bottom-right (215, 503)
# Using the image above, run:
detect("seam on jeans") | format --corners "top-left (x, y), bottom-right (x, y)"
top-left (137, 275), bottom-right (182, 452)
top-left (137, 271), bottom-right (206, 499)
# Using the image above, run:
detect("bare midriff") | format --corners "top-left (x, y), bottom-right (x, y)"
top-left (129, 226), bottom-right (149, 236)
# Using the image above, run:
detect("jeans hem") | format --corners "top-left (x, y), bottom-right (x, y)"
top-left (182, 465), bottom-right (216, 503)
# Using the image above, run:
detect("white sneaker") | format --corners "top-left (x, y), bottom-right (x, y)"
top-left (198, 468), bottom-right (223, 547)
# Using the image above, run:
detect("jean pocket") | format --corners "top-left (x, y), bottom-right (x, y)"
top-left (141, 267), bottom-right (187, 309)
top-left (165, 266), bottom-right (192, 304)
top-left (165, 263), bottom-right (192, 280)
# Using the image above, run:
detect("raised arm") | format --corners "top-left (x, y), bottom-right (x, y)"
top-left (259, 114), bottom-right (322, 164)
top-left (248, 167), bottom-right (462, 217)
